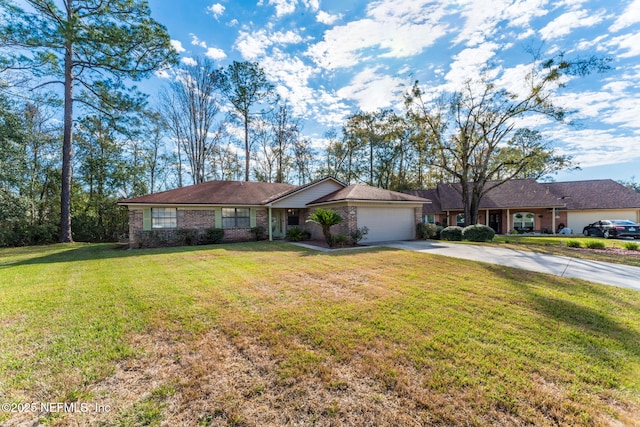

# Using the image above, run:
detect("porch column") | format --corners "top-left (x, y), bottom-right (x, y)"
top-left (552, 207), bottom-right (556, 235)
top-left (506, 208), bottom-right (510, 233)
top-left (268, 206), bottom-right (273, 241)
top-left (486, 209), bottom-right (489, 226)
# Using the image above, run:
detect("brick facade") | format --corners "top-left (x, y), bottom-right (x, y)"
top-left (127, 207), bottom-right (270, 248)
top-left (128, 210), bottom-right (143, 247)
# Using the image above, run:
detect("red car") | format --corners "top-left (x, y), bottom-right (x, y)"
top-left (582, 220), bottom-right (640, 239)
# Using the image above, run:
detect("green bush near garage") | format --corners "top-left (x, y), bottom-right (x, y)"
top-left (440, 226), bottom-right (463, 241)
top-left (462, 224), bottom-right (496, 242)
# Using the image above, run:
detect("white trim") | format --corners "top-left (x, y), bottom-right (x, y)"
top-left (266, 177), bottom-right (346, 206)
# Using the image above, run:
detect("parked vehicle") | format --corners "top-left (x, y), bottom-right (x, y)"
top-left (582, 220), bottom-right (640, 239)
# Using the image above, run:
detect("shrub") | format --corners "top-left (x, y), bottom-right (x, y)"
top-left (462, 224), bottom-right (495, 242)
top-left (349, 226), bottom-right (369, 244)
top-left (0, 221), bottom-right (59, 247)
top-left (250, 226), bottom-right (267, 241)
top-left (584, 240), bottom-right (606, 249)
top-left (176, 229), bottom-right (199, 246)
top-left (135, 230), bottom-right (175, 248)
top-left (440, 226), bottom-right (463, 241)
top-left (416, 223), bottom-right (438, 240)
top-left (202, 228), bottom-right (224, 244)
top-left (286, 227), bottom-right (310, 242)
top-left (623, 241), bottom-right (639, 251)
top-left (332, 234), bottom-right (348, 248)
top-left (565, 239), bottom-right (582, 248)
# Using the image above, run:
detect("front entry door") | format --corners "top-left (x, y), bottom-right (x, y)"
top-left (271, 209), bottom-right (285, 238)
top-left (489, 212), bottom-right (501, 234)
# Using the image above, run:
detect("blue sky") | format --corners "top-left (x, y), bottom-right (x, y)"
top-left (146, 0), bottom-right (640, 183)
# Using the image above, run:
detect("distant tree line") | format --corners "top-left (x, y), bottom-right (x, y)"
top-left (0, 2), bottom-right (614, 246)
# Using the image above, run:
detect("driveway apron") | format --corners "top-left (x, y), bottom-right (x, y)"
top-left (382, 240), bottom-right (640, 291)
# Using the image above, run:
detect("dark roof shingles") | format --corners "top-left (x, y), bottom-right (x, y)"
top-left (309, 184), bottom-right (430, 204)
top-left (119, 180), bottom-right (296, 205)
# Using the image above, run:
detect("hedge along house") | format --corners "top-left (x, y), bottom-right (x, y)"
top-left (118, 177), bottom-right (430, 247)
top-left (406, 179), bottom-right (640, 234)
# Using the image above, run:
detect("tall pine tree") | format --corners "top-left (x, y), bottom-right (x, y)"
top-left (1, 0), bottom-right (177, 242)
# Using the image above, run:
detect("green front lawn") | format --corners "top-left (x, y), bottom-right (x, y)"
top-left (1, 243), bottom-right (639, 426)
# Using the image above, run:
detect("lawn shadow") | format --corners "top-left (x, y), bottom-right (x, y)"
top-left (0, 240), bottom-right (389, 268)
top-left (485, 263), bottom-right (640, 361)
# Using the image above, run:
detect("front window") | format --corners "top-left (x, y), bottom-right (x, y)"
top-left (424, 215), bottom-right (435, 224)
top-left (513, 212), bottom-right (535, 231)
top-left (152, 208), bottom-right (177, 229)
top-left (222, 208), bottom-right (250, 228)
top-left (287, 209), bottom-right (300, 226)
top-left (456, 214), bottom-right (465, 227)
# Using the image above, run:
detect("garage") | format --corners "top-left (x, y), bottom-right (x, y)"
top-left (357, 206), bottom-right (415, 242)
top-left (568, 210), bottom-right (639, 234)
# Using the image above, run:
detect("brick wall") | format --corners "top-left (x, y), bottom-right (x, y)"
top-left (303, 205), bottom-right (356, 241)
top-left (128, 209), bottom-right (143, 247)
top-left (127, 207), bottom-right (270, 247)
top-left (179, 209), bottom-right (215, 231)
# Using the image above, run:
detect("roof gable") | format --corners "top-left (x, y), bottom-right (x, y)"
top-left (308, 184), bottom-right (430, 205)
top-left (269, 177), bottom-right (345, 208)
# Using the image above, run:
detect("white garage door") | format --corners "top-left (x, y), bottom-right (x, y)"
top-left (357, 207), bottom-right (415, 242)
top-left (568, 210), bottom-right (639, 233)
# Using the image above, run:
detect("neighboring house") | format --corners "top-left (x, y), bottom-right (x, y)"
top-left (118, 177), bottom-right (430, 247)
top-left (406, 179), bottom-right (640, 234)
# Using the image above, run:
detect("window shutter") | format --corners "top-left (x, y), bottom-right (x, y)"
top-left (214, 207), bottom-right (222, 228)
top-left (143, 208), bottom-right (151, 231)
top-left (250, 208), bottom-right (257, 228)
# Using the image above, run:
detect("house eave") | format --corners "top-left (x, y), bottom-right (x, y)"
top-left (117, 202), bottom-right (267, 208)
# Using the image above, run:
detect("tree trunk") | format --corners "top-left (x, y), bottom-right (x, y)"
top-left (59, 34), bottom-right (74, 243)
top-left (244, 115), bottom-right (250, 181)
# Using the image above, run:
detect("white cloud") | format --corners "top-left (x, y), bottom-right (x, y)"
top-left (450, 0), bottom-right (548, 47)
top-left (336, 67), bottom-right (406, 112)
top-left (263, 52), bottom-right (316, 116)
top-left (609, 0), bottom-right (640, 32)
top-left (190, 34), bottom-right (207, 48)
top-left (606, 32), bottom-right (640, 58)
top-left (443, 42), bottom-right (500, 89)
top-left (234, 28), bottom-right (304, 60)
top-left (266, 0), bottom-right (297, 17)
top-left (155, 69), bottom-right (171, 79)
top-left (170, 40), bottom-right (186, 53)
top-left (306, 1), bottom-right (449, 70)
top-left (316, 10), bottom-right (340, 25)
top-left (205, 47), bottom-right (227, 60)
top-left (180, 57), bottom-right (198, 66)
top-left (235, 30), bottom-right (271, 59)
top-left (539, 9), bottom-right (605, 40)
top-left (207, 3), bottom-right (225, 19)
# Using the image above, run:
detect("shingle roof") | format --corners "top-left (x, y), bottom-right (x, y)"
top-left (405, 178), bottom-right (640, 214)
top-left (309, 184), bottom-right (430, 205)
top-left (118, 180), bottom-right (297, 205)
top-left (544, 179), bottom-right (640, 209)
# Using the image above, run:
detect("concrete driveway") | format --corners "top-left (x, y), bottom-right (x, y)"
top-left (380, 240), bottom-right (640, 291)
